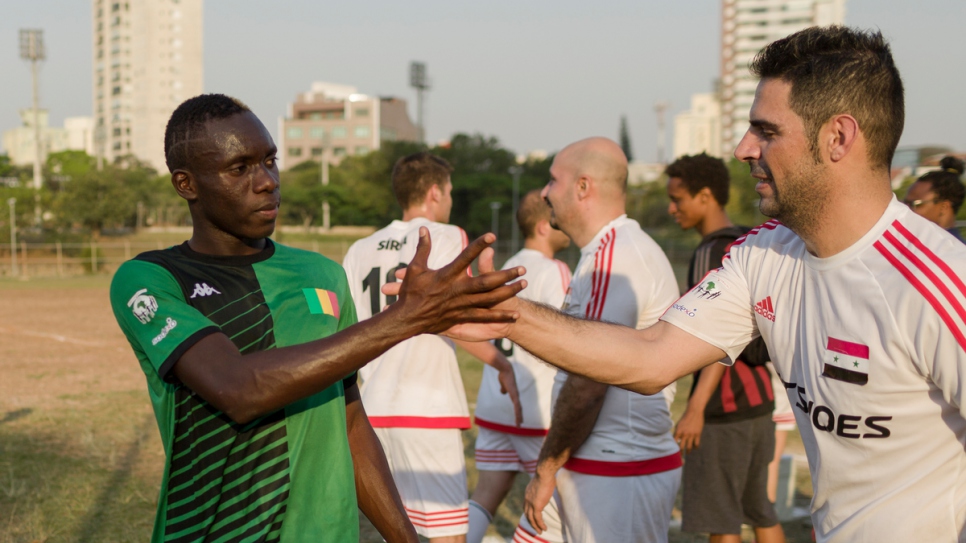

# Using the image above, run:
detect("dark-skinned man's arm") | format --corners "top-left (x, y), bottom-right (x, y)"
top-left (524, 374), bottom-right (607, 534)
top-left (344, 384), bottom-right (418, 543)
top-left (173, 229), bottom-right (525, 424)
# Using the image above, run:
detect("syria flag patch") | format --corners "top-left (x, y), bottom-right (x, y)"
top-left (822, 337), bottom-right (869, 385)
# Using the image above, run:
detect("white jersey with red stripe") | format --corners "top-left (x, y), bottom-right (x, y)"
top-left (343, 218), bottom-right (471, 428)
top-left (661, 197), bottom-right (966, 543)
top-left (475, 248), bottom-right (572, 433)
top-left (555, 215), bottom-right (681, 464)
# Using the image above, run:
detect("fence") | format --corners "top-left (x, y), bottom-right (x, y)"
top-left (0, 230), bottom-right (697, 289)
top-left (0, 239), bottom-right (355, 279)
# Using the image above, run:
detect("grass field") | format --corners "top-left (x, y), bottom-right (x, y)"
top-left (0, 276), bottom-right (814, 542)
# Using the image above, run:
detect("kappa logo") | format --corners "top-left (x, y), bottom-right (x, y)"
top-left (190, 283), bottom-right (221, 299)
top-left (754, 296), bottom-right (776, 322)
top-left (127, 288), bottom-right (158, 324)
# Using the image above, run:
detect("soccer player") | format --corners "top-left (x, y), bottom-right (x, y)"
top-left (666, 153), bottom-right (784, 543)
top-left (342, 152), bottom-right (522, 543)
top-left (420, 26), bottom-right (966, 543)
top-left (903, 156), bottom-right (966, 242)
top-left (109, 95), bottom-right (523, 543)
top-left (522, 137), bottom-right (682, 543)
top-left (466, 190), bottom-right (572, 543)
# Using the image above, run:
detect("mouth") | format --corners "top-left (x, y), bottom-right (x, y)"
top-left (256, 202), bottom-right (280, 219)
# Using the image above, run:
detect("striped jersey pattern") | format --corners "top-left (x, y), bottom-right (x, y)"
top-left (135, 250), bottom-right (290, 543)
top-left (586, 229), bottom-right (616, 320)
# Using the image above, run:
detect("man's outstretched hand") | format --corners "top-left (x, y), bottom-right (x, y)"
top-left (384, 228), bottom-right (526, 337)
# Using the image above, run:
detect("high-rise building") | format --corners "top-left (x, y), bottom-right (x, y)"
top-left (719, 0), bottom-right (845, 152)
top-left (92, 0), bottom-right (203, 171)
top-left (673, 92), bottom-right (723, 159)
top-left (2, 110), bottom-right (94, 167)
top-left (278, 82), bottom-right (420, 169)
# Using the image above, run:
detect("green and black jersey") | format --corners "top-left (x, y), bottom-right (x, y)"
top-left (110, 240), bottom-right (359, 543)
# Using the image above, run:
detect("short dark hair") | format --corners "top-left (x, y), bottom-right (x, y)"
top-left (164, 94), bottom-right (251, 173)
top-left (391, 152), bottom-right (454, 209)
top-left (917, 156), bottom-right (966, 213)
top-left (517, 189), bottom-right (551, 239)
top-left (750, 26), bottom-right (904, 171)
top-left (664, 153), bottom-right (730, 206)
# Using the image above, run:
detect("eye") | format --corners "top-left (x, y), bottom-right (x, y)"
top-left (229, 164), bottom-right (247, 175)
top-left (266, 156), bottom-right (278, 168)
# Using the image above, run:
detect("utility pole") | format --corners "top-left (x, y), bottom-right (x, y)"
top-left (654, 101), bottom-right (670, 164)
top-left (20, 29), bottom-right (45, 225)
top-left (8, 198), bottom-right (17, 277)
top-left (409, 62), bottom-right (431, 144)
top-left (489, 202), bottom-right (501, 242)
top-left (320, 137), bottom-right (331, 231)
top-left (509, 165), bottom-right (522, 254)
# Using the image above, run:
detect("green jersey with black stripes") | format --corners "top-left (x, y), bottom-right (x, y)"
top-left (110, 240), bottom-right (359, 543)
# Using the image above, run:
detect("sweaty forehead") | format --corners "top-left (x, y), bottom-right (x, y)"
top-left (193, 112), bottom-right (274, 168)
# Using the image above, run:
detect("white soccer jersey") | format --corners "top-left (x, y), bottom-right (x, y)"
top-left (475, 249), bottom-right (572, 433)
top-left (661, 197), bottom-right (966, 543)
top-left (343, 218), bottom-right (471, 428)
top-left (555, 215), bottom-right (681, 468)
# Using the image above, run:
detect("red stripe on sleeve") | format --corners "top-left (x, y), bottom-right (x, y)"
top-left (733, 361), bottom-right (763, 407)
top-left (894, 221), bottom-right (966, 297)
top-left (594, 229), bottom-right (617, 321)
top-left (883, 229), bottom-right (966, 331)
top-left (720, 366), bottom-right (737, 413)
top-left (874, 241), bottom-right (966, 352)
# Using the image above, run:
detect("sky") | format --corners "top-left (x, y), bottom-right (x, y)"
top-left (1, 0), bottom-right (964, 163)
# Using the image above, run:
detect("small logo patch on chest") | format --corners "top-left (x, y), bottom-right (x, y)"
top-left (190, 283), bottom-right (221, 298)
top-left (822, 337), bottom-right (870, 385)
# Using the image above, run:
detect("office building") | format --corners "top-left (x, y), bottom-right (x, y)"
top-left (720, 0), bottom-right (845, 152)
top-left (2, 110), bottom-right (94, 166)
top-left (92, 0), bottom-right (203, 171)
top-left (673, 92), bottom-right (723, 159)
top-left (279, 82), bottom-right (419, 169)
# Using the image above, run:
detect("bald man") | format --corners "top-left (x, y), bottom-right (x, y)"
top-left (522, 138), bottom-right (682, 543)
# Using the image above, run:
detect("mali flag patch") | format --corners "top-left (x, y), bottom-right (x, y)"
top-left (303, 288), bottom-right (340, 319)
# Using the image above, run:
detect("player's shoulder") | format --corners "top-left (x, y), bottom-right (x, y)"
top-left (724, 220), bottom-right (796, 258)
top-left (607, 216), bottom-right (667, 262)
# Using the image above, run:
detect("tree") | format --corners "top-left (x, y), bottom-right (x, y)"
top-left (619, 116), bottom-right (634, 162)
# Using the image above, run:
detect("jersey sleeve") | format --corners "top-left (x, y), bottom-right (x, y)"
top-left (110, 259), bottom-right (220, 380)
top-left (428, 225), bottom-right (468, 271)
top-left (660, 251), bottom-right (759, 364)
top-left (909, 294), bottom-right (966, 422)
top-left (535, 261), bottom-right (570, 309)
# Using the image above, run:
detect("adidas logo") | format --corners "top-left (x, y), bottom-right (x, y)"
top-left (754, 296), bottom-right (776, 322)
top-left (190, 282), bottom-right (221, 299)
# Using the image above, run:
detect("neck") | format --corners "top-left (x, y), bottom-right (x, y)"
top-left (188, 228), bottom-right (268, 256)
top-left (572, 207), bottom-right (624, 249)
top-left (795, 173), bottom-right (893, 258)
top-left (524, 237), bottom-right (555, 259)
top-left (402, 207), bottom-right (434, 222)
top-left (696, 207), bottom-right (734, 238)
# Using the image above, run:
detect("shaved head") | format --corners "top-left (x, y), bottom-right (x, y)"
top-left (556, 137), bottom-right (628, 195)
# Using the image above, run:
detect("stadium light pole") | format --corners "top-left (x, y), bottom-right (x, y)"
top-left (8, 198), bottom-right (17, 277)
top-left (409, 62), bottom-right (431, 144)
top-left (319, 134), bottom-right (331, 231)
top-left (20, 29), bottom-right (45, 225)
top-left (509, 165), bottom-right (522, 254)
top-left (489, 201), bottom-right (501, 243)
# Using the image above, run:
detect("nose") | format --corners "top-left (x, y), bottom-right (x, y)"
top-left (734, 129), bottom-right (759, 163)
top-left (540, 183), bottom-right (550, 201)
top-left (254, 162), bottom-right (280, 193)
top-left (667, 201), bottom-right (677, 215)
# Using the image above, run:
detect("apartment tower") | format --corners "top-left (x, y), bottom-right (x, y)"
top-left (92, 0), bottom-right (203, 171)
top-left (720, 0), bottom-right (845, 152)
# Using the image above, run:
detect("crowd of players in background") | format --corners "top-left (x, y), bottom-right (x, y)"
top-left (109, 24), bottom-right (966, 543)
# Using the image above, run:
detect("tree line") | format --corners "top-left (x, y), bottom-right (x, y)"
top-left (0, 134), bottom-right (850, 244)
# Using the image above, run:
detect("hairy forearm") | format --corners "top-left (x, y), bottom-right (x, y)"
top-left (346, 392), bottom-right (418, 543)
top-left (507, 300), bottom-right (723, 394)
top-left (537, 375), bottom-right (607, 472)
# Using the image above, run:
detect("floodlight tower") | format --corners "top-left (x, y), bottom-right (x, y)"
top-left (409, 61), bottom-right (431, 144)
top-left (20, 29), bottom-right (45, 224)
top-left (653, 101), bottom-right (671, 164)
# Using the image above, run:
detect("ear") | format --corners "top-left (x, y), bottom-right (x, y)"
top-left (171, 169), bottom-right (198, 202)
top-left (535, 219), bottom-right (551, 237)
top-left (427, 183), bottom-right (442, 204)
top-left (576, 175), bottom-right (591, 200)
top-left (826, 114), bottom-right (860, 163)
top-left (697, 186), bottom-right (714, 204)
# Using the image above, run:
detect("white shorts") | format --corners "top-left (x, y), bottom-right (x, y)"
top-left (474, 425), bottom-right (544, 474)
top-left (555, 466), bottom-right (681, 543)
top-left (512, 503), bottom-right (565, 543)
top-left (373, 427), bottom-right (469, 538)
top-left (768, 362), bottom-right (797, 431)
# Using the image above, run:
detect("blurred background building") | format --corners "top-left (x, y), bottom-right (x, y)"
top-left (719, 0), bottom-right (846, 153)
top-left (278, 82), bottom-right (419, 169)
top-left (91, 0), bottom-right (203, 171)
top-left (2, 110), bottom-right (94, 166)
